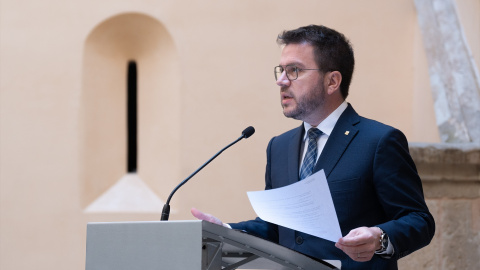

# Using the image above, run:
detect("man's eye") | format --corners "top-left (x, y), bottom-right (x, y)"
top-left (287, 66), bottom-right (298, 73)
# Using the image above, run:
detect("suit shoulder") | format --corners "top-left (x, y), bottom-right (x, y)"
top-left (277, 125), bottom-right (302, 137)
top-left (354, 115), bottom-right (411, 149)
top-left (343, 104), bottom-right (402, 136)
top-left (265, 125), bottom-right (303, 151)
top-left (271, 125), bottom-right (302, 142)
top-left (357, 115), bottom-right (400, 134)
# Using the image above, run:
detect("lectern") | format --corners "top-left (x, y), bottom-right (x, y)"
top-left (85, 220), bottom-right (340, 270)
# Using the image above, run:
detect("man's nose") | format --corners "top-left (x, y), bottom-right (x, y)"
top-left (276, 71), bottom-right (291, 87)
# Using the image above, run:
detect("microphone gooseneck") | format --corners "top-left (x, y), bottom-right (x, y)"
top-left (160, 126), bottom-right (255, 221)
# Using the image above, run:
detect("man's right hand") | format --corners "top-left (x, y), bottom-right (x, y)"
top-left (191, 207), bottom-right (225, 226)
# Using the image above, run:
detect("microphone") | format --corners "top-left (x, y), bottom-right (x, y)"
top-left (160, 126), bottom-right (255, 221)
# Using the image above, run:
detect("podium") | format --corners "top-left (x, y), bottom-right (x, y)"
top-left (85, 220), bottom-right (340, 270)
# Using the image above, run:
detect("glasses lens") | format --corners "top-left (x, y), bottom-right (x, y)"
top-left (285, 66), bottom-right (297, 80)
top-left (274, 66), bottom-right (283, 81)
top-left (274, 66), bottom-right (298, 81)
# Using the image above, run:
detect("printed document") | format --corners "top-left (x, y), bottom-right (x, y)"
top-left (247, 169), bottom-right (342, 242)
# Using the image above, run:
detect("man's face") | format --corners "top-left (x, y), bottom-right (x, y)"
top-left (276, 43), bottom-right (326, 124)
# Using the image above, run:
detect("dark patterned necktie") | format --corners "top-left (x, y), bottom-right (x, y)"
top-left (299, 128), bottom-right (323, 180)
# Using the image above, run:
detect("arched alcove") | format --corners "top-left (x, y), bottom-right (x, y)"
top-left (80, 13), bottom-right (181, 211)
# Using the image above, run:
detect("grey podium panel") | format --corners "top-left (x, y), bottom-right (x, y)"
top-left (86, 221), bottom-right (202, 270)
top-left (85, 220), bottom-right (340, 270)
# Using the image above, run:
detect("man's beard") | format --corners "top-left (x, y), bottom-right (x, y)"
top-left (282, 80), bottom-right (326, 121)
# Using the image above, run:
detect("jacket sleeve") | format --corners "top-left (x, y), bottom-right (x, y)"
top-left (373, 129), bottom-right (435, 259)
top-left (229, 217), bottom-right (279, 242)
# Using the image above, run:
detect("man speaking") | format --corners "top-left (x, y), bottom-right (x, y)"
top-left (192, 25), bottom-right (435, 269)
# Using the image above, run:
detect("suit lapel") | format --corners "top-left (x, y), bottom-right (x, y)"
top-left (287, 125), bottom-right (304, 184)
top-left (315, 104), bottom-right (360, 178)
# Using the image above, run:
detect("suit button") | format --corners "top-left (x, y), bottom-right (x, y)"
top-left (295, 236), bottom-right (304, 245)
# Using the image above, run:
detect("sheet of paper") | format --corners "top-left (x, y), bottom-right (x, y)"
top-left (247, 169), bottom-right (342, 242)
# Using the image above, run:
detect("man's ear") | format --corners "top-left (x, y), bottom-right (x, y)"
top-left (326, 71), bottom-right (342, 95)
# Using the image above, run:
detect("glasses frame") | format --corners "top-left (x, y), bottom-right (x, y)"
top-left (274, 65), bottom-right (322, 81)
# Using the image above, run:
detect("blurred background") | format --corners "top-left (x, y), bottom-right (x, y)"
top-left (0, 0), bottom-right (478, 269)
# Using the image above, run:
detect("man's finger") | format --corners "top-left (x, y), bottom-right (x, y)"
top-left (190, 207), bottom-right (223, 225)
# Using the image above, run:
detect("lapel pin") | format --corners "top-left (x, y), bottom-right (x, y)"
top-left (345, 131), bottom-right (350, 135)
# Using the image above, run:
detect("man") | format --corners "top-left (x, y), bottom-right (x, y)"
top-left (192, 25), bottom-right (435, 269)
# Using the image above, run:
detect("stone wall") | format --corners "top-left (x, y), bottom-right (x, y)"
top-left (399, 143), bottom-right (480, 269)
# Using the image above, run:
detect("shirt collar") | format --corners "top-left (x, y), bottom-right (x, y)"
top-left (303, 101), bottom-right (348, 138)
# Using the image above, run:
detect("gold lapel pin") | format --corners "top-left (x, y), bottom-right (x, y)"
top-left (345, 131), bottom-right (350, 135)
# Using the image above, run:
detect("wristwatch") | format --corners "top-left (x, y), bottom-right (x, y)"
top-left (377, 228), bottom-right (389, 253)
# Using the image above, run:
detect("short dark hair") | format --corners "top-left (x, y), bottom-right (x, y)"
top-left (277, 25), bottom-right (355, 99)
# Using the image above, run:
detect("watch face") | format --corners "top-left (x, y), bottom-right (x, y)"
top-left (381, 233), bottom-right (388, 249)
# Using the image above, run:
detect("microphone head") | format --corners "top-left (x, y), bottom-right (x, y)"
top-left (242, 126), bottom-right (255, 138)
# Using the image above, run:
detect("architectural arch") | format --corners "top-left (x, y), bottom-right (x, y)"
top-left (80, 13), bottom-right (181, 211)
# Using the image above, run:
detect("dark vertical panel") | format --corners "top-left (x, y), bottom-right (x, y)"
top-left (127, 61), bottom-right (137, 172)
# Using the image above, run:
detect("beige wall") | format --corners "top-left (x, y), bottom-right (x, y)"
top-left (0, 0), bottom-right (478, 269)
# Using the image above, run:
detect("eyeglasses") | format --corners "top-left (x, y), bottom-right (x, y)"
top-left (274, 65), bottom-right (322, 81)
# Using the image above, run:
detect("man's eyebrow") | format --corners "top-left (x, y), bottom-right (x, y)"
top-left (279, 62), bottom-right (305, 67)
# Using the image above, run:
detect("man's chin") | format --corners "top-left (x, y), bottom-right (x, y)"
top-left (283, 109), bottom-right (302, 120)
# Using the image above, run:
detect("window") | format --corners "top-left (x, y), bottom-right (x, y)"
top-left (127, 61), bottom-right (137, 172)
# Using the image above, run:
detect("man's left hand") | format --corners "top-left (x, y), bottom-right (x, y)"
top-left (335, 226), bottom-right (382, 262)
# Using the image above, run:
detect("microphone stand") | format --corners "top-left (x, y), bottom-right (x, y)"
top-left (161, 127), bottom-right (254, 221)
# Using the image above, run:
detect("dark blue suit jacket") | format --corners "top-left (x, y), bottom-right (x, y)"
top-left (230, 104), bottom-right (435, 269)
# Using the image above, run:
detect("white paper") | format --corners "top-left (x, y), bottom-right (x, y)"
top-left (247, 169), bottom-right (342, 242)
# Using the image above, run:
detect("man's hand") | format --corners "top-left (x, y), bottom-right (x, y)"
top-left (191, 207), bottom-right (224, 226)
top-left (335, 226), bottom-right (382, 262)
